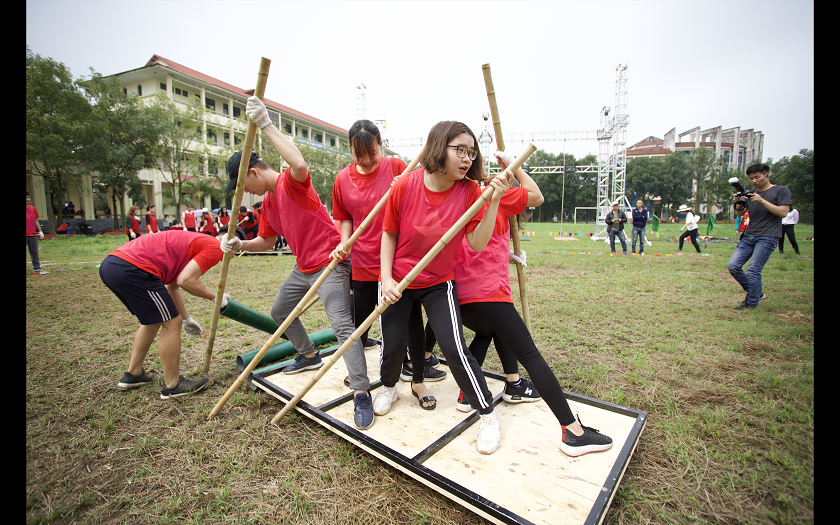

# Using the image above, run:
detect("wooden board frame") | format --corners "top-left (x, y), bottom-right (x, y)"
top-left (250, 345), bottom-right (646, 525)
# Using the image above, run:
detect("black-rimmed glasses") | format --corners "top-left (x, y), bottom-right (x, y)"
top-left (447, 145), bottom-right (478, 161)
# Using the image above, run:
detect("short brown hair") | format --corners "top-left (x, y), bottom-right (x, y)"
top-left (419, 121), bottom-right (485, 182)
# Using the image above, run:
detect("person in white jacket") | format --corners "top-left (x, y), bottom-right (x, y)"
top-left (677, 205), bottom-right (701, 253)
top-left (779, 208), bottom-right (800, 255)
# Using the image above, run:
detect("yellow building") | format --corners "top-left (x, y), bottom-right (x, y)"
top-left (26, 54), bottom-right (395, 228)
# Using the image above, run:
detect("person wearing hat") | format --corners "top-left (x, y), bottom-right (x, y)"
top-left (727, 163), bottom-right (792, 310)
top-left (677, 205), bottom-right (701, 253)
top-left (219, 97), bottom-right (375, 431)
top-left (604, 200), bottom-right (628, 254)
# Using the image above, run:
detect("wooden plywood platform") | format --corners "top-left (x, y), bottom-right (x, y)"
top-left (251, 346), bottom-right (646, 525)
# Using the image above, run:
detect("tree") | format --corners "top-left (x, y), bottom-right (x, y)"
top-left (25, 47), bottom-right (91, 234)
top-left (771, 148), bottom-right (813, 223)
top-left (626, 152), bottom-right (692, 218)
top-left (79, 71), bottom-right (164, 228)
top-left (686, 147), bottom-right (728, 219)
top-left (260, 136), bottom-right (351, 213)
top-left (146, 94), bottom-right (224, 218)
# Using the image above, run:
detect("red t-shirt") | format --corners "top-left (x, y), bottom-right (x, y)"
top-left (332, 157), bottom-right (407, 281)
top-left (383, 169), bottom-right (486, 289)
top-left (259, 168), bottom-right (342, 273)
top-left (109, 230), bottom-right (223, 284)
top-left (456, 187), bottom-right (528, 305)
top-left (26, 205), bottom-right (40, 236)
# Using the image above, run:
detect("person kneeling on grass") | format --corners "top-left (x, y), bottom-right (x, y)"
top-left (99, 227), bottom-right (234, 399)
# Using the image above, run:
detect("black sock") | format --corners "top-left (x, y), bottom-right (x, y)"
top-left (508, 378), bottom-right (522, 388)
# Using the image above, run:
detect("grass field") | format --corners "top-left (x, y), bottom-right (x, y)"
top-left (26, 222), bottom-right (814, 525)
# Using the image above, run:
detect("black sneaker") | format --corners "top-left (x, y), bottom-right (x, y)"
top-left (502, 378), bottom-right (541, 404)
top-left (425, 354), bottom-right (440, 368)
top-left (559, 415), bottom-right (613, 457)
top-left (283, 352), bottom-right (323, 374)
top-left (734, 303), bottom-right (757, 311)
top-left (739, 293), bottom-right (767, 306)
top-left (400, 362), bottom-right (447, 382)
top-left (117, 368), bottom-right (156, 389)
top-left (160, 375), bottom-right (209, 400)
top-left (353, 391), bottom-right (375, 430)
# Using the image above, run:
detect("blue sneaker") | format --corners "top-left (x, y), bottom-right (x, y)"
top-left (283, 352), bottom-right (323, 375)
top-left (353, 391), bottom-right (375, 429)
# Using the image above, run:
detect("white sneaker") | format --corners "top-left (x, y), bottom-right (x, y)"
top-left (476, 411), bottom-right (501, 454)
top-left (373, 385), bottom-right (399, 415)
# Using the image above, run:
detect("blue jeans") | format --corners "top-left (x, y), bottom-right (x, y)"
top-left (631, 227), bottom-right (646, 253)
top-left (727, 236), bottom-right (778, 306)
top-left (609, 230), bottom-right (627, 253)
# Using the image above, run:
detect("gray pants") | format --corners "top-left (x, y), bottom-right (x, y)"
top-left (270, 260), bottom-right (369, 391)
top-left (26, 236), bottom-right (40, 271)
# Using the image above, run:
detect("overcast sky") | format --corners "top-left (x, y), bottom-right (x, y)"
top-left (27, 0), bottom-right (813, 165)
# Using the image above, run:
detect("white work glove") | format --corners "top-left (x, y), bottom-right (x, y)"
top-left (182, 316), bottom-right (203, 337)
top-left (246, 96), bottom-right (271, 130)
top-left (494, 150), bottom-right (515, 169)
top-left (38, 231), bottom-right (44, 240)
top-left (509, 249), bottom-right (527, 267)
top-left (130, 231), bottom-right (136, 239)
top-left (208, 293), bottom-right (230, 309)
top-left (219, 235), bottom-right (242, 253)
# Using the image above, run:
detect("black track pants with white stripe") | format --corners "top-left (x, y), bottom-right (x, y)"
top-left (380, 281), bottom-right (494, 415)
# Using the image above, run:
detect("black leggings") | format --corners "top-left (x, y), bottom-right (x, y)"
top-left (427, 301), bottom-right (575, 426)
top-left (353, 279), bottom-right (424, 355)
top-left (380, 281), bottom-right (494, 415)
top-left (679, 229), bottom-right (701, 252)
top-left (779, 224), bottom-right (799, 254)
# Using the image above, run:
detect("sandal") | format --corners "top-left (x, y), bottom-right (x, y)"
top-left (411, 385), bottom-right (436, 410)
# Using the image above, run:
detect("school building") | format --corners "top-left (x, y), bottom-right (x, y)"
top-left (25, 54), bottom-right (395, 229)
top-left (624, 125), bottom-right (764, 171)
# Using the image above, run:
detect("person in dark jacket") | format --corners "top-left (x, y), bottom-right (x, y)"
top-left (631, 199), bottom-right (648, 255)
top-left (605, 200), bottom-right (628, 254)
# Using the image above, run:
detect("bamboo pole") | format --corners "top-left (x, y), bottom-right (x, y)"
top-left (481, 63), bottom-right (532, 332)
top-left (269, 142), bottom-right (538, 425)
top-left (201, 57), bottom-right (271, 374)
top-left (207, 149), bottom-right (425, 419)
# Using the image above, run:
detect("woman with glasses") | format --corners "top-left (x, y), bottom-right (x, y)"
top-left (374, 121), bottom-right (511, 455)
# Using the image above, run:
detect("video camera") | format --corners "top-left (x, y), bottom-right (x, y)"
top-left (728, 177), bottom-right (756, 212)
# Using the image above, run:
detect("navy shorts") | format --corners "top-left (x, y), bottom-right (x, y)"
top-left (99, 255), bottom-right (179, 325)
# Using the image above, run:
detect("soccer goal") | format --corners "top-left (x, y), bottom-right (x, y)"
top-left (574, 207), bottom-right (597, 225)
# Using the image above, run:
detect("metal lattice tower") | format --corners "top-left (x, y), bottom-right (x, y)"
top-left (596, 106), bottom-right (613, 239)
top-left (594, 64), bottom-right (629, 239)
top-left (611, 64), bottom-right (630, 211)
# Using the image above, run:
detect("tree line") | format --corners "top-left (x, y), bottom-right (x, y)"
top-left (25, 48), bottom-right (351, 234)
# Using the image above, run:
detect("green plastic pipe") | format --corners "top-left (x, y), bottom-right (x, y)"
top-left (221, 299), bottom-right (288, 340)
top-left (236, 328), bottom-right (337, 371)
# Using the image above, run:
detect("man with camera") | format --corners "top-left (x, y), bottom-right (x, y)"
top-left (726, 163), bottom-right (792, 310)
